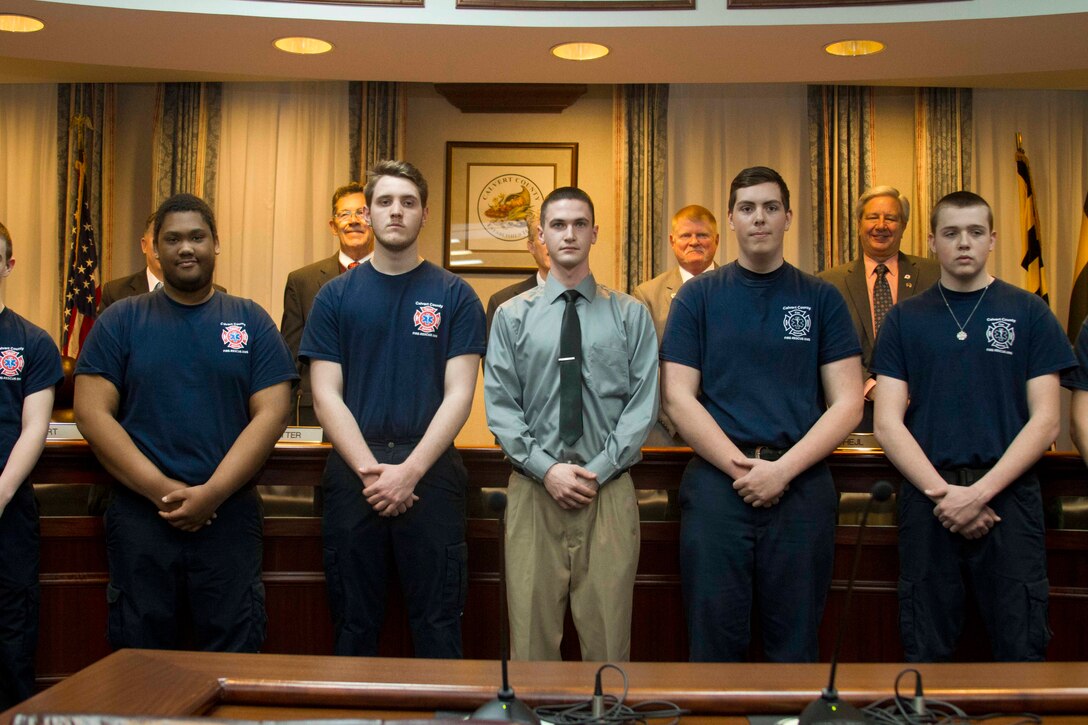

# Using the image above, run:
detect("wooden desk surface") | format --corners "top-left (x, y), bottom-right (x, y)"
top-left (4, 650), bottom-right (1088, 723)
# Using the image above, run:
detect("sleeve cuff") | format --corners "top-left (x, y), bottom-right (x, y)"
top-left (524, 449), bottom-right (559, 483)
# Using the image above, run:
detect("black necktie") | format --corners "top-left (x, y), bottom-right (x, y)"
top-left (873, 263), bottom-right (893, 333)
top-left (559, 289), bottom-right (583, 445)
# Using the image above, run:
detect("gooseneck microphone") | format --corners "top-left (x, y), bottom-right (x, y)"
top-left (799, 480), bottom-right (895, 725)
top-left (473, 491), bottom-right (540, 725)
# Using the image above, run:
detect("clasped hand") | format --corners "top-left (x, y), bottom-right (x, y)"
top-left (732, 457), bottom-right (790, 508)
top-left (160, 484), bottom-right (222, 533)
top-left (924, 483), bottom-right (1001, 539)
top-left (543, 463), bottom-right (598, 509)
top-left (360, 462), bottom-right (420, 517)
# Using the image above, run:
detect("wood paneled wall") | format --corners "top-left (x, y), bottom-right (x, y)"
top-left (30, 445), bottom-right (1088, 689)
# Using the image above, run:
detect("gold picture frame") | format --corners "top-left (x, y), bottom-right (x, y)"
top-left (444, 141), bottom-right (578, 274)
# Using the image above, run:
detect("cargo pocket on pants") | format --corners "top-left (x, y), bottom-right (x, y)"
top-left (244, 579), bottom-right (268, 653)
top-left (897, 579), bottom-right (918, 661)
top-left (443, 542), bottom-right (469, 617)
top-left (1026, 579), bottom-right (1051, 659)
top-left (322, 547), bottom-right (345, 629)
top-left (105, 583), bottom-right (124, 649)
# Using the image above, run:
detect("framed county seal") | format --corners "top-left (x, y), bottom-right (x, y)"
top-left (443, 141), bottom-right (578, 273)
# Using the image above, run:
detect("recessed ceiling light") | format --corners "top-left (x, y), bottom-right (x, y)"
top-left (0, 14), bottom-right (45, 33)
top-left (273, 36), bottom-right (333, 55)
top-left (824, 39), bottom-right (885, 57)
top-left (551, 42), bottom-right (610, 62)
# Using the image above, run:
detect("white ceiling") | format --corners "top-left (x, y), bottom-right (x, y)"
top-left (1, 0), bottom-right (1087, 88)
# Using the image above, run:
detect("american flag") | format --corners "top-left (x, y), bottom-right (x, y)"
top-left (62, 155), bottom-right (100, 357)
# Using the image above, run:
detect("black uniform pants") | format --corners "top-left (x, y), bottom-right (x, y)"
top-left (322, 444), bottom-right (468, 658)
top-left (679, 455), bottom-right (837, 662)
top-left (0, 481), bottom-right (38, 710)
top-left (898, 472), bottom-right (1050, 662)
top-left (104, 486), bottom-right (266, 652)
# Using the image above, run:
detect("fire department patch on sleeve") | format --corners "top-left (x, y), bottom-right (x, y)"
top-left (0, 347), bottom-right (24, 379)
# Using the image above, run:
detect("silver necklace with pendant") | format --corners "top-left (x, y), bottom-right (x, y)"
top-left (937, 281), bottom-right (990, 341)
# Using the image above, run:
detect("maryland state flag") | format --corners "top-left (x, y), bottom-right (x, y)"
top-left (1016, 138), bottom-right (1049, 303)
top-left (1068, 191), bottom-right (1088, 341)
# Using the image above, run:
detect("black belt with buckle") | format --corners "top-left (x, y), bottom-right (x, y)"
top-left (739, 445), bottom-right (789, 461)
top-left (937, 467), bottom-right (992, 486)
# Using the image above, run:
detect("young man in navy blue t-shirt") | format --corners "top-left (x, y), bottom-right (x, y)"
top-left (300, 160), bottom-right (485, 658)
top-left (0, 222), bottom-right (63, 710)
top-left (872, 191), bottom-right (1075, 661)
top-left (75, 194), bottom-right (296, 652)
top-left (660, 166), bottom-right (863, 662)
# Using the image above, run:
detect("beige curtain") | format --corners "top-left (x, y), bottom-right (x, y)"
top-left (215, 82), bottom-right (350, 326)
top-left (667, 84), bottom-right (811, 271)
top-left (808, 85), bottom-right (874, 270)
top-left (0, 85), bottom-right (60, 342)
top-left (973, 89), bottom-right (1088, 333)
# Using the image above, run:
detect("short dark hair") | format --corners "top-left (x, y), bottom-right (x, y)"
top-left (0, 221), bottom-right (11, 261)
top-left (929, 191), bottom-right (993, 235)
top-left (364, 160), bottom-right (428, 208)
top-left (153, 193), bottom-right (218, 242)
top-left (331, 182), bottom-right (367, 217)
top-left (143, 212), bottom-right (157, 231)
top-left (540, 187), bottom-right (595, 226)
top-left (728, 166), bottom-right (790, 213)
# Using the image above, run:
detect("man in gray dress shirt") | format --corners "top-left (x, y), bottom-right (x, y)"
top-left (484, 186), bottom-right (658, 662)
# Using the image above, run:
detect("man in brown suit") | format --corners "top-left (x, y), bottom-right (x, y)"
top-left (633, 204), bottom-right (719, 445)
top-left (280, 182), bottom-right (374, 426)
top-left (818, 186), bottom-right (939, 429)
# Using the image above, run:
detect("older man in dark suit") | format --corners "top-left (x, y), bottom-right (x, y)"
top-left (819, 186), bottom-right (939, 429)
top-left (280, 182), bottom-right (374, 426)
top-left (485, 208), bottom-right (549, 336)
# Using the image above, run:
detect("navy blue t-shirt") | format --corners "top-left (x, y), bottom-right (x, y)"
top-left (1061, 317), bottom-right (1088, 391)
top-left (299, 260), bottom-right (486, 441)
top-left (76, 290), bottom-right (297, 484)
top-left (660, 261), bottom-right (861, 448)
top-left (0, 309), bottom-right (63, 471)
top-left (871, 279), bottom-right (1075, 468)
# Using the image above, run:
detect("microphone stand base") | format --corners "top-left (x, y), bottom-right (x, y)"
top-left (798, 693), bottom-right (869, 724)
top-left (473, 691), bottom-right (541, 725)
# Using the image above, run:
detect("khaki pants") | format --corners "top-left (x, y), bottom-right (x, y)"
top-left (505, 470), bottom-right (640, 661)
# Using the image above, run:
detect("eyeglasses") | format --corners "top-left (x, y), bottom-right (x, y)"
top-left (335, 209), bottom-right (368, 223)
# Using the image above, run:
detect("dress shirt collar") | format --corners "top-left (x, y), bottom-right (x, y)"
top-left (544, 272), bottom-right (597, 305)
top-left (339, 250), bottom-right (373, 269)
top-left (863, 252), bottom-right (898, 281)
top-left (678, 261), bottom-right (716, 285)
top-left (146, 267), bottom-right (163, 291)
